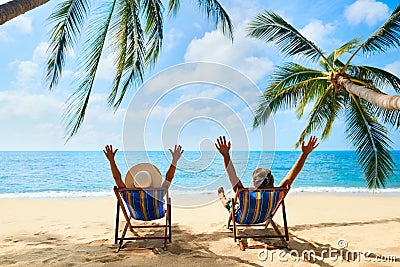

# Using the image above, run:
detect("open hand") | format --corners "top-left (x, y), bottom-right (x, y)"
top-left (103, 144), bottom-right (118, 161)
top-left (215, 136), bottom-right (231, 157)
top-left (169, 145), bottom-right (184, 165)
top-left (301, 136), bottom-right (319, 155)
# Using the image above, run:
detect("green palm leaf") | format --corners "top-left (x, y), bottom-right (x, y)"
top-left (296, 87), bottom-right (344, 148)
top-left (253, 95), bottom-right (272, 127)
top-left (254, 63), bottom-right (328, 127)
top-left (345, 95), bottom-right (393, 188)
top-left (167, 0), bottom-right (180, 16)
top-left (369, 104), bottom-right (400, 129)
top-left (64, 0), bottom-right (116, 140)
top-left (267, 63), bottom-right (327, 115)
top-left (247, 11), bottom-right (328, 64)
top-left (197, 0), bottom-right (233, 40)
top-left (143, 0), bottom-right (164, 65)
top-left (319, 38), bottom-right (359, 71)
top-left (112, 0), bottom-right (147, 109)
top-left (107, 0), bottom-right (130, 107)
top-left (295, 78), bottom-right (332, 119)
top-left (348, 65), bottom-right (400, 93)
top-left (333, 37), bottom-right (360, 62)
top-left (360, 4), bottom-right (400, 55)
top-left (251, 9), bottom-right (399, 188)
top-left (270, 63), bottom-right (328, 90)
top-left (46, 0), bottom-right (90, 90)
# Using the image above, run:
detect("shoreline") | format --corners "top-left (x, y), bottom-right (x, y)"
top-left (1, 188), bottom-right (399, 200)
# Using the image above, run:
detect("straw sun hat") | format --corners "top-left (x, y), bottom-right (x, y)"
top-left (125, 163), bottom-right (163, 188)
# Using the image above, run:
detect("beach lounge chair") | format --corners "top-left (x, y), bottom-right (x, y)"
top-left (113, 186), bottom-right (172, 252)
top-left (228, 187), bottom-right (289, 251)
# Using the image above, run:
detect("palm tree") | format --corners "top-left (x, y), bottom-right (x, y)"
top-left (248, 5), bottom-right (400, 189)
top-left (0, 0), bottom-right (49, 25)
top-left (46, 0), bottom-right (233, 140)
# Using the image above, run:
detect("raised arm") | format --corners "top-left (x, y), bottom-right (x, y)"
top-left (215, 136), bottom-right (244, 192)
top-left (103, 145), bottom-right (125, 188)
top-left (162, 145), bottom-right (184, 189)
top-left (278, 136), bottom-right (319, 188)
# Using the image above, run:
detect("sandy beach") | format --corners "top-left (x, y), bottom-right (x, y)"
top-left (1, 193), bottom-right (399, 266)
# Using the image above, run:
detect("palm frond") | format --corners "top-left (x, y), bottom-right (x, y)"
top-left (296, 87), bottom-right (344, 148)
top-left (347, 65), bottom-right (400, 93)
top-left (46, 0), bottom-right (90, 90)
top-left (360, 4), bottom-right (400, 55)
top-left (142, 0), bottom-right (164, 66)
top-left (295, 78), bottom-right (332, 119)
top-left (253, 63), bottom-right (328, 127)
top-left (167, 0), bottom-right (180, 16)
top-left (270, 63), bottom-right (328, 90)
top-left (369, 104), bottom-right (400, 129)
top-left (345, 95), bottom-right (394, 188)
top-left (63, 0), bottom-right (116, 140)
top-left (253, 84), bottom-right (305, 127)
top-left (319, 38), bottom-right (360, 71)
top-left (197, 0), bottom-right (233, 40)
top-left (107, 0), bottom-right (135, 108)
top-left (111, 0), bottom-right (147, 109)
top-left (247, 11), bottom-right (329, 64)
top-left (268, 63), bottom-right (328, 115)
top-left (333, 37), bottom-right (360, 62)
top-left (253, 94), bottom-right (271, 127)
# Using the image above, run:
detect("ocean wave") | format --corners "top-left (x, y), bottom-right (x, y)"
top-left (0, 187), bottom-right (399, 199)
top-left (0, 191), bottom-right (114, 199)
top-left (290, 187), bottom-right (400, 193)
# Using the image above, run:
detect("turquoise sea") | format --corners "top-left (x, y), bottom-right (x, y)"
top-left (1, 151), bottom-right (400, 199)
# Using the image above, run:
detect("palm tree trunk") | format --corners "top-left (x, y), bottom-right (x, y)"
top-left (339, 77), bottom-right (400, 110)
top-left (0, 0), bottom-right (49, 25)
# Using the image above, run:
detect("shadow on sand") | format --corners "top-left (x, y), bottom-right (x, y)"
top-left (1, 218), bottom-right (399, 266)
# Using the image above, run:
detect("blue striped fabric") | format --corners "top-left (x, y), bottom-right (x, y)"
top-left (122, 190), bottom-right (165, 221)
top-left (235, 189), bottom-right (284, 224)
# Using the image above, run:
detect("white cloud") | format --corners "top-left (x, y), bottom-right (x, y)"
top-left (383, 61), bottom-right (400, 94)
top-left (300, 19), bottom-right (336, 46)
top-left (0, 91), bottom-right (63, 120)
top-left (10, 42), bottom-right (70, 90)
top-left (223, 0), bottom-right (262, 23)
top-left (385, 61), bottom-right (400, 77)
top-left (9, 42), bottom-right (47, 90)
top-left (32, 42), bottom-right (49, 62)
top-left (192, 23), bottom-right (202, 31)
top-left (0, 29), bottom-right (12, 42)
top-left (121, 65), bottom-right (271, 151)
top-left (165, 28), bottom-right (184, 50)
top-left (0, 90), bottom-right (125, 150)
top-left (344, 0), bottom-right (389, 26)
top-left (6, 15), bottom-right (33, 34)
top-left (184, 23), bottom-right (273, 82)
top-left (13, 60), bottom-right (41, 90)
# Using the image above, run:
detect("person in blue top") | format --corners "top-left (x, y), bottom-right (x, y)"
top-left (215, 136), bottom-right (319, 216)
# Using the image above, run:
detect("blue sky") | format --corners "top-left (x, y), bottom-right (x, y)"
top-left (0, 0), bottom-right (399, 151)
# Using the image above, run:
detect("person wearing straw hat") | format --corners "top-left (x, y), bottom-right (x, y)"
top-left (103, 144), bottom-right (184, 189)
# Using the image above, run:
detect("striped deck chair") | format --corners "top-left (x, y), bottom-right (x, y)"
top-left (113, 186), bottom-right (171, 252)
top-left (229, 187), bottom-right (289, 250)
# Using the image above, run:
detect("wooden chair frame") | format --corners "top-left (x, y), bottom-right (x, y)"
top-left (228, 187), bottom-right (289, 250)
top-left (113, 186), bottom-right (172, 252)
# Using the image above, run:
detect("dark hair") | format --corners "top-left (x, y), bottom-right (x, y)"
top-left (252, 168), bottom-right (274, 188)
